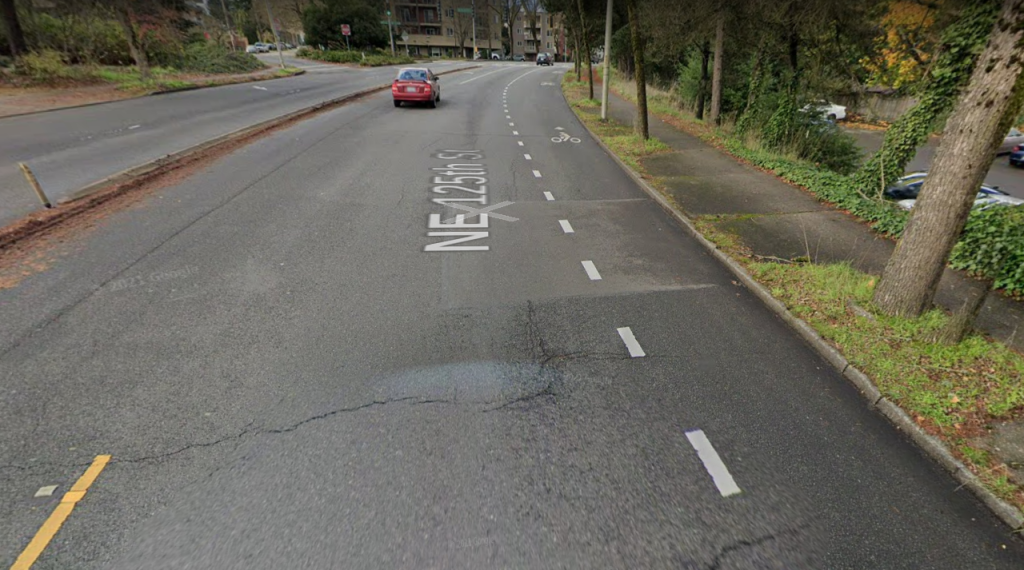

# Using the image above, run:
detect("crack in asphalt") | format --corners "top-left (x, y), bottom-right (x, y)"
top-left (705, 524), bottom-right (810, 570)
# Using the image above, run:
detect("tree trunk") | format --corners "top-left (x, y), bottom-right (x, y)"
top-left (709, 11), bottom-right (725, 125)
top-left (113, 5), bottom-right (150, 80)
top-left (695, 40), bottom-right (710, 120)
top-left (0, 0), bottom-right (26, 56)
top-left (873, 0), bottom-right (1024, 318)
top-left (626, 0), bottom-right (647, 139)
top-left (577, 0), bottom-right (593, 99)
top-left (574, 32), bottom-right (581, 80)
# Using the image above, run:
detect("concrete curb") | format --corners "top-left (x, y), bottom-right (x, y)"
top-left (0, 66), bottom-right (478, 248)
top-left (0, 69), bottom-right (307, 121)
top-left (563, 87), bottom-right (1024, 533)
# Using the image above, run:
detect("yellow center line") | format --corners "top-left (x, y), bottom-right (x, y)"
top-left (10, 455), bottom-right (111, 570)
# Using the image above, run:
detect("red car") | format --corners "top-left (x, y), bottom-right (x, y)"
top-left (392, 67), bottom-right (440, 108)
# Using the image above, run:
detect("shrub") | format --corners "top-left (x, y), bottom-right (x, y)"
top-left (950, 206), bottom-right (1024, 296)
top-left (178, 42), bottom-right (264, 74)
top-left (14, 49), bottom-right (77, 81)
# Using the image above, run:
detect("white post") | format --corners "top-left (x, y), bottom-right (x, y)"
top-left (600, 0), bottom-right (613, 121)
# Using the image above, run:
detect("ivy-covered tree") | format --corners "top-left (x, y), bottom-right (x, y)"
top-left (852, 3), bottom-right (999, 198)
top-left (873, 0), bottom-right (1024, 318)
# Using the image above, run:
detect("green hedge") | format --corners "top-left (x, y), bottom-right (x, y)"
top-left (179, 43), bottom-right (264, 74)
top-left (296, 47), bottom-right (413, 67)
top-left (715, 137), bottom-right (1024, 296)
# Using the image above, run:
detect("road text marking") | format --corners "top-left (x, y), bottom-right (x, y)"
top-left (616, 327), bottom-right (645, 357)
top-left (543, 191), bottom-right (555, 201)
top-left (581, 260), bottom-right (602, 280)
top-left (685, 430), bottom-right (742, 497)
top-left (559, 220), bottom-right (574, 233)
top-left (12, 455), bottom-right (111, 570)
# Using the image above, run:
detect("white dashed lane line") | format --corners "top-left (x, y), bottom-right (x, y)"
top-left (543, 191), bottom-right (555, 201)
top-left (509, 122), bottom-right (515, 126)
top-left (685, 430), bottom-right (742, 497)
top-left (616, 327), bottom-right (646, 357)
top-left (581, 260), bottom-right (602, 281)
top-left (559, 220), bottom-right (574, 233)
top-left (532, 170), bottom-right (542, 178)
top-left (517, 141), bottom-right (524, 146)
top-left (524, 154), bottom-right (532, 160)
top-left (512, 131), bottom-right (519, 135)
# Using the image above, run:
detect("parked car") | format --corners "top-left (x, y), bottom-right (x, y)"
top-left (1010, 145), bottom-right (1024, 168)
top-left (998, 128), bottom-right (1024, 155)
top-left (491, 52), bottom-right (503, 60)
top-left (512, 54), bottom-right (525, 62)
top-left (536, 53), bottom-right (552, 66)
top-left (897, 191), bottom-right (1024, 211)
top-left (246, 45), bottom-right (260, 54)
top-left (802, 100), bottom-right (847, 121)
top-left (885, 175), bottom-right (1023, 210)
top-left (249, 43), bottom-right (270, 53)
top-left (392, 67), bottom-right (440, 109)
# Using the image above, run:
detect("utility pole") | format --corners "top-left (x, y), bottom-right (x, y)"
top-left (262, 0), bottom-right (286, 68)
top-left (600, 0), bottom-right (612, 120)
top-left (472, 0), bottom-right (478, 59)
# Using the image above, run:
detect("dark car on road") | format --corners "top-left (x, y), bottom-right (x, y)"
top-left (1011, 145), bottom-right (1023, 168)
top-left (392, 68), bottom-right (440, 108)
top-left (536, 53), bottom-right (552, 66)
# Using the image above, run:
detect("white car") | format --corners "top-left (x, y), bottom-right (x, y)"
top-left (897, 191), bottom-right (1024, 211)
top-left (803, 100), bottom-right (847, 121)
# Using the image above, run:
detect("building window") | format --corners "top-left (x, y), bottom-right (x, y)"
top-left (516, 40), bottom-right (522, 46)
top-left (426, 28), bottom-right (437, 35)
top-left (447, 27), bottom-right (453, 36)
top-left (494, 14), bottom-right (499, 24)
top-left (445, 8), bottom-right (454, 17)
top-left (546, 30), bottom-right (551, 37)
top-left (516, 28), bottom-right (521, 35)
top-left (547, 42), bottom-right (551, 48)
top-left (493, 32), bottom-right (498, 39)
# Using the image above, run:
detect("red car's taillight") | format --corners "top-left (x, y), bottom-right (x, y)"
top-left (1015, 145), bottom-right (1023, 153)
top-left (423, 83), bottom-right (431, 92)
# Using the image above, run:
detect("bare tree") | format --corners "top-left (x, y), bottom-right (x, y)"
top-left (449, 1), bottom-right (473, 57)
top-left (489, 0), bottom-right (522, 57)
top-left (873, 0), bottom-right (1024, 318)
top-left (0, 0), bottom-right (26, 56)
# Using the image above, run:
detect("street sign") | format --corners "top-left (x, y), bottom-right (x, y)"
top-left (456, 7), bottom-right (473, 13)
top-left (341, 24), bottom-right (351, 36)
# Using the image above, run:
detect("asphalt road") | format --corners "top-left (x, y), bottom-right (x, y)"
top-left (845, 127), bottom-right (1024, 198)
top-left (0, 54), bottom-right (477, 228)
top-left (1, 63), bottom-right (1022, 569)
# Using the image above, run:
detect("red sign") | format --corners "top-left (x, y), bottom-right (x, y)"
top-left (341, 24), bottom-right (351, 36)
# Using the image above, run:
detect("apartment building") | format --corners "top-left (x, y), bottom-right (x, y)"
top-left (392, 1), bottom-right (565, 61)
top-left (510, 9), bottom-right (566, 61)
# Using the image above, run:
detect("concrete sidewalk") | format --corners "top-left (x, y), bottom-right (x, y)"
top-left (601, 91), bottom-right (1023, 352)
